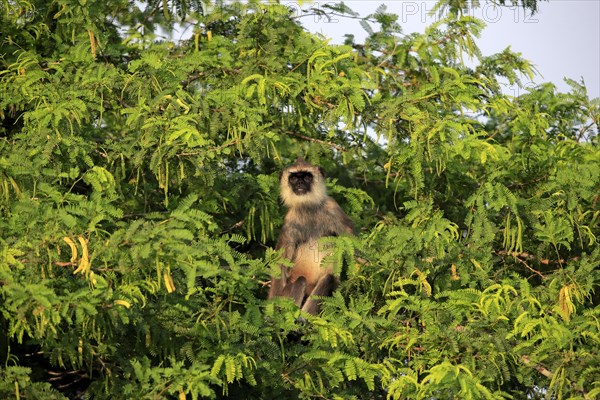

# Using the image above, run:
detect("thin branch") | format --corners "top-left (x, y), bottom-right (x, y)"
top-left (521, 355), bottom-right (552, 378)
top-left (292, 12), bottom-right (374, 23)
top-left (285, 130), bottom-right (346, 151)
top-left (522, 356), bottom-right (591, 400)
top-left (495, 249), bottom-right (577, 269)
top-left (181, 71), bottom-right (206, 88)
top-left (178, 139), bottom-right (241, 156)
top-left (219, 219), bottom-right (244, 234)
top-left (576, 120), bottom-right (596, 142)
top-left (512, 254), bottom-right (545, 279)
top-left (55, 261), bottom-right (77, 267)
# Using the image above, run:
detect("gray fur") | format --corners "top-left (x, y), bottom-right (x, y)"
top-left (269, 158), bottom-right (354, 315)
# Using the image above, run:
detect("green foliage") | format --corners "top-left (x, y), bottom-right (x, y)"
top-left (1, 0), bottom-right (598, 398)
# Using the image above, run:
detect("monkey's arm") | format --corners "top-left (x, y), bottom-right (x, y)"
top-left (268, 224), bottom-right (297, 299)
top-left (274, 223), bottom-right (298, 259)
top-left (325, 198), bottom-right (354, 236)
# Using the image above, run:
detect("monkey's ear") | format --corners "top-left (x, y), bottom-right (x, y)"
top-left (318, 167), bottom-right (326, 178)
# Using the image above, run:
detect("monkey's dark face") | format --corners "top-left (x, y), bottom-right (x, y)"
top-left (280, 159), bottom-right (327, 207)
top-left (288, 171), bottom-right (314, 195)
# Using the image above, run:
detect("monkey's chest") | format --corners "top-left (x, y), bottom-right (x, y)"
top-left (290, 240), bottom-right (333, 286)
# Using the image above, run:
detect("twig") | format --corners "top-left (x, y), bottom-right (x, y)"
top-left (512, 254), bottom-right (545, 279)
top-left (521, 356), bottom-right (590, 400)
top-left (521, 356), bottom-right (552, 378)
top-left (55, 261), bottom-right (77, 267)
top-left (285, 130), bottom-right (346, 151)
top-left (495, 249), bottom-right (577, 269)
top-left (377, 35), bottom-right (398, 69)
top-left (220, 220), bottom-right (244, 234)
top-left (576, 121), bottom-right (596, 142)
top-left (181, 71), bottom-right (206, 88)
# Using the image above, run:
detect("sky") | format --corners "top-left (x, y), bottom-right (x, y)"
top-left (293, 0), bottom-right (600, 99)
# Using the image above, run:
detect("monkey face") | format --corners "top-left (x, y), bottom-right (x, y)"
top-left (280, 158), bottom-right (327, 207)
top-left (288, 172), bottom-right (314, 195)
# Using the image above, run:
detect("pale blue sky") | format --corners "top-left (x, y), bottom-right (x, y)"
top-left (295, 1), bottom-right (600, 99)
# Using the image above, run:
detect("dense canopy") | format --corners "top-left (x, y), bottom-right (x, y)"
top-left (0, 0), bottom-right (598, 398)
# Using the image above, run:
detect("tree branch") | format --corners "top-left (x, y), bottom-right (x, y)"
top-left (285, 130), bottom-right (346, 151)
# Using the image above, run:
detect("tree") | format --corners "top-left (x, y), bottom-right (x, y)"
top-left (0, 0), bottom-right (598, 398)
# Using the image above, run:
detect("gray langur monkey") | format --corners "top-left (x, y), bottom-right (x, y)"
top-left (268, 157), bottom-right (354, 315)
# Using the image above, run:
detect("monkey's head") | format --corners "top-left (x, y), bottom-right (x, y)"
top-left (280, 157), bottom-right (327, 207)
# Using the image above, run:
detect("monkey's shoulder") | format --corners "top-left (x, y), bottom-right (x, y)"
top-left (323, 197), bottom-right (354, 233)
